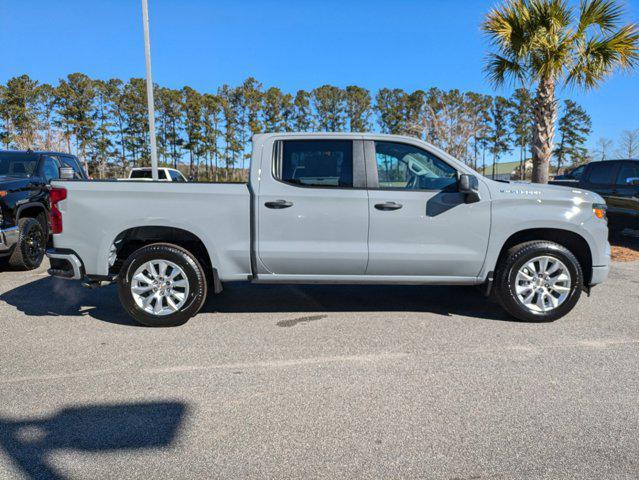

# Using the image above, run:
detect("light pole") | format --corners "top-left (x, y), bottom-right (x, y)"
top-left (141, 0), bottom-right (159, 180)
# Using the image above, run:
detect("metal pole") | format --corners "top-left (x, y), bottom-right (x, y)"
top-left (141, 0), bottom-right (159, 181)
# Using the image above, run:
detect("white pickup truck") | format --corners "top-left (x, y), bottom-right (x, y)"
top-left (121, 167), bottom-right (188, 182)
top-left (47, 133), bottom-right (610, 326)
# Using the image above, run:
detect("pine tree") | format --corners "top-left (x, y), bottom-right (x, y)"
top-left (92, 80), bottom-right (117, 178)
top-left (312, 85), bottom-right (346, 131)
top-left (182, 86), bottom-right (204, 179)
top-left (345, 86), bottom-right (372, 132)
top-left (240, 78), bottom-right (264, 167)
top-left (263, 87), bottom-right (290, 133)
top-left (465, 92), bottom-right (492, 171)
top-left (375, 88), bottom-right (408, 135)
top-left (509, 88), bottom-right (533, 179)
top-left (202, 93), bottom-right (222, 180)
top-left (120, 78), bottom-right (149, 168)
top-left (37, 83), bottom-right (64, 151)
top-left (2, 75), bottom-right (41, 149)
top-left (218, 85), bottom-right (242, 180)
top-left (555, 100), bottom-right (592, 172)
top-left (55, 73), bottom-right (96, 172)
top-left (293, 90), bottom-right (313, 131)
top-left (156, 87), bottom-right (183, 169)
top-left (488, 96), bottom-right (513, 178)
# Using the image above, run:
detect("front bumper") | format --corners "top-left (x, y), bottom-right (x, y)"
top-left (46, 249), bottom-right (84, 280)
top-left (0, 226), bottom-right (19, 254)
top-left (590, 264), bottom-right (610, 286)
top-left (590, 241), bottom-right (611, 287)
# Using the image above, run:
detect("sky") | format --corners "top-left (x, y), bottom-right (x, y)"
top-left (1, 0), bottom-right (638, 159)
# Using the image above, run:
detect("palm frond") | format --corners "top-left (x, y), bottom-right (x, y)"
top-left (567, 23), bottom-right (639, 88)
top-left (482, 0), bottom-right (531, 59)
top-left (577, 0), bottom-right (624, 35)
top-left (529, 0), bottom-right (573, 35)
top-left (484, 53), bottom-right (528, 86)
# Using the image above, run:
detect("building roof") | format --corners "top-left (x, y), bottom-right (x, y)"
top-left (478, 160), bottom-right (531, 176)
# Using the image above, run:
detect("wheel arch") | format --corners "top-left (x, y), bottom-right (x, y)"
top-left (110, 226), bottom-right (221, 293)
top-left (493, 228), bottom-right (593, 285)
top-left (16, 202), bottom-right (48, 232)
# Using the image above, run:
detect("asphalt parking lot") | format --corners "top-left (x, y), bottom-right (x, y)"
top-left (1, 259), bottom-right (638, 479)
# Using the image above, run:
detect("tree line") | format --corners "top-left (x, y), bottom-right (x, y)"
top-left (0, 73), bottom-right (593, 181)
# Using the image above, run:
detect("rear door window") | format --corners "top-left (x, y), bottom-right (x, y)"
top-left (41, 156), bottom-right (61, 182)
top-left (274, 140), bottom-right (353, 188)
top-left (585, 162), bottom-right (616, 185)
top-left (57, 156), bottom-right (86, 179)
top-left (615, 162), bottom-right (639, 186)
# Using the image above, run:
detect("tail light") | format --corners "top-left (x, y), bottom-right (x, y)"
top-left (49, 187), bottom-right (67, 234)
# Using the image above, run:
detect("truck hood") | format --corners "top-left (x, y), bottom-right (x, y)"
top-left (488, 180), bottom-right (605, 205)
top-left (0, 176), bottom-right (30, 192)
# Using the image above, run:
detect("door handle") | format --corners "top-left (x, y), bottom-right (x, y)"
top-left (265, 199), bottom-right (294, 209)
top-left (375, 201), bottom-right (403, 211)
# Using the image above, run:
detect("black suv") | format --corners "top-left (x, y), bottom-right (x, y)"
top-left (551, 159), bottom-right (639, 232)
top-left (0, 151), bottom-right (87, 269)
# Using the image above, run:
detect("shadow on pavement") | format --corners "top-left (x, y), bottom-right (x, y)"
top-left (0, 401), bottom-right (186, 480)
top-left (0, 277), bottom-right (138, 326)
top-left (0, 275), bottom-right (514, 325)
top-left (206, 282), bottom-right (513, 321)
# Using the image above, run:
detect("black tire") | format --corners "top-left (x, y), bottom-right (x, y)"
top-left (117, 243), bottom-right (208, 327)
top-left (8, 217), bottom-right (46, 270)
top-left (494, 241), bottom-right (583, 322)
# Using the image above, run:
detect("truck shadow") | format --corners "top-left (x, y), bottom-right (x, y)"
top-left (0, 401), bottom-right (186, 480)
top-left (0, 276), bottom-right (513, 325)
top-left (206, 282), bottom-right (512, 321)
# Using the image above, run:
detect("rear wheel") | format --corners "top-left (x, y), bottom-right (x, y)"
top-left (494, 241), bottom-right (583, 322)
top-left (9, 217), bottom-right (46, 270)
top-left (117, 243), bottom-right (208, 327)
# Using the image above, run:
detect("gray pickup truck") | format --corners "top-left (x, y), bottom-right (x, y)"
top-left (47, 133), bottom-right (610, 326)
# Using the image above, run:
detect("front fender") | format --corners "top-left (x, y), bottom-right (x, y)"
top-left (481, 196), bottom-right (609, 279)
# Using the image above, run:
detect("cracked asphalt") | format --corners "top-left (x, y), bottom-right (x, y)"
top-left (0, 259), bottom-right (638, 479)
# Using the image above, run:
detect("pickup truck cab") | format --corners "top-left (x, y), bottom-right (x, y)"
top-left (123, 167), bottom-right (188, 182)
top-left (1, 150), bottom-right (87, 269)
top-left (46, 133), bottom-right (610, 326)
top-left (551, 159), bottom-right (639, 232)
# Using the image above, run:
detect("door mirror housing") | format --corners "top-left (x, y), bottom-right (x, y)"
top-left (59, 166), bottom-right (75, 180)
top-left (458, 174), bottom-right (480, 203)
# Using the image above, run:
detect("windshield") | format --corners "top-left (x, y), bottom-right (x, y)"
top-left (0, 152), bottom-right (39, 178)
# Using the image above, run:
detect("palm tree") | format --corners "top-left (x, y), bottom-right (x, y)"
top-left (483, 0), bottom-right (639, 183)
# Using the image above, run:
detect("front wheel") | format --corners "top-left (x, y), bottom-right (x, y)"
top-left (494, 241), bottom-right (583, 322)
top-left (118, 243), bottom-right (208, 327)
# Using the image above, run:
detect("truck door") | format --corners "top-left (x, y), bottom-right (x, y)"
top-left (364, 140), bottom-right (490, 278)
top-left (581, 161), bottom-right (619, 212)
top-left (256, 138), bottom-right (369, 276)
top-left (609, 161), bottom-right (639, 229)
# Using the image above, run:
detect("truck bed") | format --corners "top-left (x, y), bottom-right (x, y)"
top-left (51, 180), bottom-right (252, 280)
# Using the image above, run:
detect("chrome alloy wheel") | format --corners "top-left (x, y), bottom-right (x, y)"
top-left (131, 260), bottom-right (190, 316)
top-left (514, 255), bottom-right (572, 313)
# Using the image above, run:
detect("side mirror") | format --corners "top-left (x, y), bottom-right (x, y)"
top-left (59, 166), bottom-right (75, 180)
top-left (458, 174), bottom-right (480, 203)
